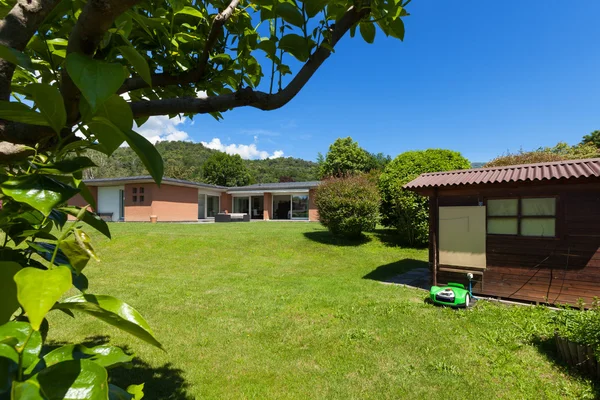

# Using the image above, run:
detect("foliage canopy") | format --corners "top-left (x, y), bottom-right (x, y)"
top-left (484, 142), bottom-right (600, 168)
top-left (315, 173), bottom-right (380, 238)
top-left (379, 149), bottom-right (470, 246)
top-left (319, 137), bottom-right (387, 178)
top-left (202, 151), bottom-right (251, 186)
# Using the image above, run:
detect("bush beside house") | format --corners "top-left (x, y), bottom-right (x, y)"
top-left (379, 149), bottom-right (471, 246)
top-left (315, 174), bottom-right (380, 238)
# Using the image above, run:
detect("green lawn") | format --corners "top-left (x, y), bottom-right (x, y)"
top-left (47, 223), bottom-right (597, 399)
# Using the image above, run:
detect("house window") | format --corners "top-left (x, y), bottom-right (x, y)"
top-left (487, 198), bottom-right (556, 237)
top-left (133, 195), bottom-right (137, 202)
top-left (140, 195), bottom-right (144, 202)
top-left (140, 187), bottom-right (144, 194)
top-left (133, 188), bottom-right (137, 194)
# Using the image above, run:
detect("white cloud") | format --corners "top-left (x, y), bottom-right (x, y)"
top-left (135, 116), bottom-right (191, 144)
top-left (201, 138), bottom-right (284, 160)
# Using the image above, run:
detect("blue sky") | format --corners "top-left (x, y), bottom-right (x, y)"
top-left (147, 0), bottom-right (600, 162)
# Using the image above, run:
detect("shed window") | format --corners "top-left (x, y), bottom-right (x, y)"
top-left (487, 197), bottom-right (556, 237)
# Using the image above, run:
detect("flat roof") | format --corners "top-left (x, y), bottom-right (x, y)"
top-left (84, 176), bottom-right (228, 190)
top-left (227, 181), bottom-right (321, 192)
top-left (84, 176), bottom-right (321, 193)
top-left (404, 158), bottom-right (600, 190)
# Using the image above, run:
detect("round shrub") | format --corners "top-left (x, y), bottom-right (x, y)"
top-left (315, 174), bottom-right (380, 238)
top-left (378, 149), bottom-right (471, 246)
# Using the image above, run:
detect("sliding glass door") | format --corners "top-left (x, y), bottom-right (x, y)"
top-left (291, 195), bottom-right (309, 219)
top-left (206, 195), bottom-right (219, 218)
top-left (233, 197), bottom-right (250, 214)
top-left (272, 194), bottom-right (309, 220)
top-left (273, 195), bottom-right (291, 220)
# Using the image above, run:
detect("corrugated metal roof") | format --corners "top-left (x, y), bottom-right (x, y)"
top-left (404, 158), bottom-right (600, 190)
top-left (227, 181), bottom-right (321, 192)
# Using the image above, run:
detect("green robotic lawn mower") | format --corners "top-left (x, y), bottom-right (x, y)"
top-left (430, 273), bottom-right (475, 308)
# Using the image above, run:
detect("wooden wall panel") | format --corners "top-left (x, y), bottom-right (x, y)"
top-left (431, 180), bottom-right (600, 306)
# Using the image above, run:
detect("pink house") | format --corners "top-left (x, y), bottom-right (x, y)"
top-left (69, 176), bottom-right (320, 222)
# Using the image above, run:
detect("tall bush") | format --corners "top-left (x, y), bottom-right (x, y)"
top-left (379, 149), bottom-right (470, 246)
top-left (315, 174), bottom-right (380, 238)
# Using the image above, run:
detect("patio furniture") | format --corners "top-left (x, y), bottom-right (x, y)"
top-left (215, 213), bottom-right (250, 222)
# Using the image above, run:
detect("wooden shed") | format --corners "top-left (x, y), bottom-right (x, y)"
top-left (404, 158), bottom-right (600, 306)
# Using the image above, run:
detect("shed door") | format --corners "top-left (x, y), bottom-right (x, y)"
top-left (439, 206), bottom-right (486, 269)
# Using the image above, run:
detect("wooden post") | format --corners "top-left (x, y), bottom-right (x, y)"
top-left (430, 188), bottom-right (439, 287)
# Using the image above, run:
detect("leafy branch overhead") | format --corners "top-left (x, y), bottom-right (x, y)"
top-left (0, 0), bottom-right (410, 159)
top-left (0, 0), bottom-right (410, 395)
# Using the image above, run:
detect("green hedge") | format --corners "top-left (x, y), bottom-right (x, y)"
top-left (378, 149), bottom-right (470, 246)
top-left (315, 174), bottom-right (380, 238)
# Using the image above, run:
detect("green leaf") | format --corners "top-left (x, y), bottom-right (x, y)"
top-left (276, 3), bottom-right (303, 28)
top-left (359, 22), bottom-right (375, 44)
top-left (388, 17), bottom-right (405, 41)
top-left (66, 53), bottom-right (128, 111)
top-left (12, 359), bottom-right (109, 399)
top-left (109, 384), bottom-right (134, 400)
top-left (87, 117), bottom-right (126, 155)
top-left (0, 262), bottom-right (21, 324)
top-left (0, 322), bottom-right (42, 369)
top-left (14, 266), bottom-right (72, 330)
top-left (55, 294), bottom-right (163, 349)
top-left (59, 240), bottom-right (91, 274)
top-left (118, 46), bottom-right (152, 87)
top-left (82, 94), bottom-right (133, 140)
top-left (0, 101), bottom-right (50, 126)
top-left (256, 39), bottom-right (277, 57)
top-left (126, 384), bottom-right (144, 400)
top-left (35, 157), bottom-right (96, 175)
top-left (123, 130), bottom-right (164, 185)
top-left (304, 0), bottom-right (327, 18)
top-left (59, 207), bottom-right (111, 238)
top-left (44, 344), bottom-right (133, 369)
top-left (76, 182), bottom-right (98, 211)
top-left (0, 44), bottom-right (34, 71)
top-left (28, 83), bottom-right (67, 134)
top-left (0, 343), bottom-right (18, 364)
top-left (175, 6), bottom-right (205, 19)
top-left (0, 175), bottom-right (80, 216)
top-left (278, 34), bottom-right (310, 62)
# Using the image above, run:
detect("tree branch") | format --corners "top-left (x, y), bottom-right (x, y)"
top-left (60, 0), bottom-right (142, 123)
top-left (130, 4), bottom-right (369, 118)
top-left (117, 0), bottom-right (240, 94)
top-left (0, 0), bottom-right (62, 100)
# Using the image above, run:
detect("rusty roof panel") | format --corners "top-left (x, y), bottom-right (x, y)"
top-left (404, 158), bottom-right (600, 190)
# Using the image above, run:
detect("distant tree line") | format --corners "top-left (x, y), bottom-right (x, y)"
top-left (84, 141), bottom-right (319, 185)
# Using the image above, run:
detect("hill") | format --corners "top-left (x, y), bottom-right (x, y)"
top-left (85, 141), bottom-right (319, 184)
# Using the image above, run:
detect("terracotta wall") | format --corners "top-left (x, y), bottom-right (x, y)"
top-left (263, 193), bottom-right (272, 220)
top-left (124, 183), bottom-right (154, 222)
top-left (308, 189), bottom-right (319, 222)
top-left (220, 193), bottom-right (232, 213)
top-left (151, 184), bottom-right (198, 221)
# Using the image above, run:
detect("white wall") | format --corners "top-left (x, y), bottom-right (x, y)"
top-left (97, 186), bottom-right (124, 221)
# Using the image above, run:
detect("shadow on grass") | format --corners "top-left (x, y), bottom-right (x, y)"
top-left (372, 229), bottom-right (428, 249)
top-left (363, 259), bottom-right (429, 282)
top-left (303, 230), bottom-right (371, 246)
top-left (531, 337), bottom-right (600, 395)
top-left (45, 336), bottom-right (194, 400)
